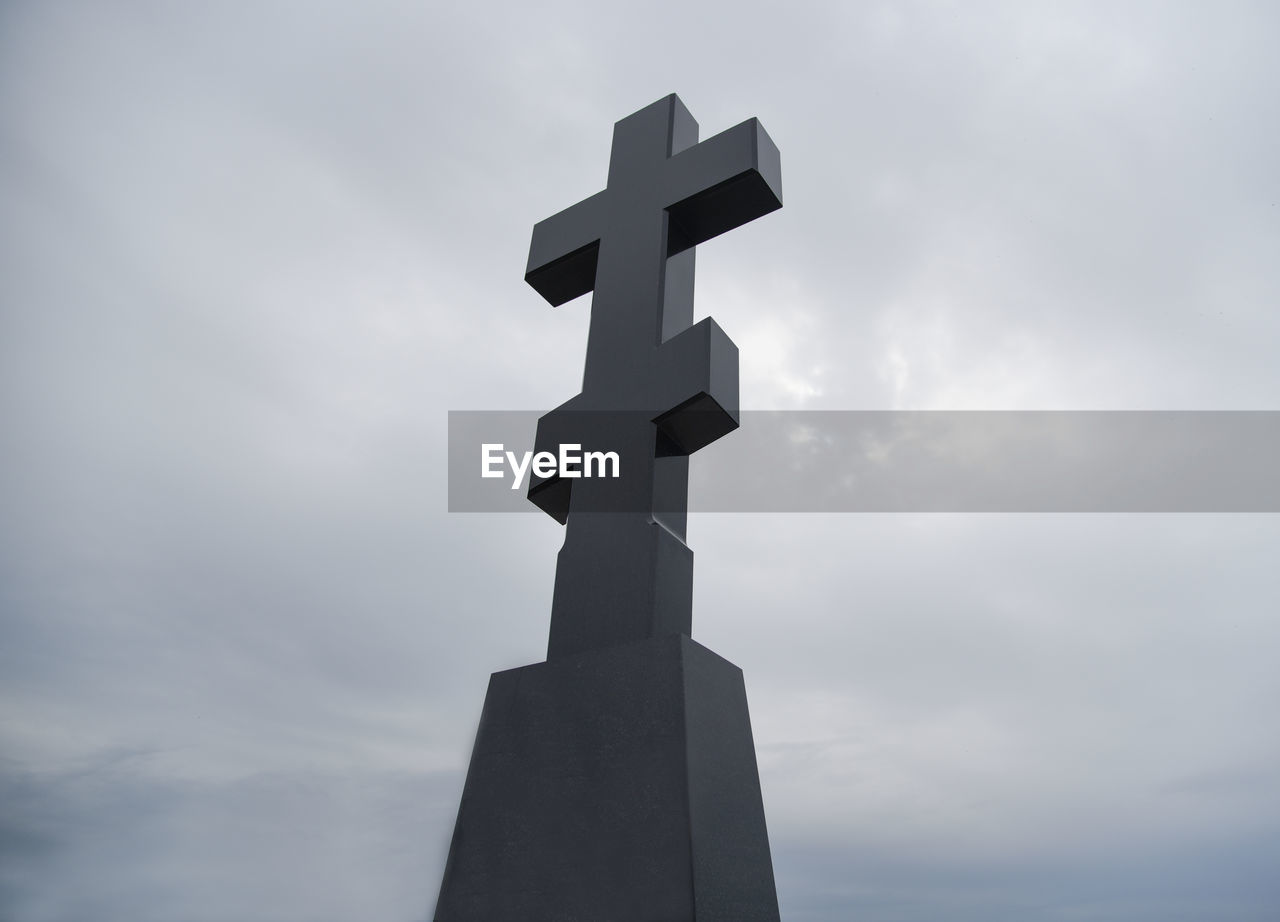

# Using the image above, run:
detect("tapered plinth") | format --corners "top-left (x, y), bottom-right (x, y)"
top-left (434, 633), bottom-right (779, 922)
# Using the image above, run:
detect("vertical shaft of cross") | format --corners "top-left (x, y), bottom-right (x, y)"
top-left (580, 100), bottom-right (699, 395)
top-left (525, 94), bottom-right (782, 661)
top-left (546, 102), bottom-right (698, 659)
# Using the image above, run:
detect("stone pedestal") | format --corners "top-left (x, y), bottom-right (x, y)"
top-left (434, 633), bottom-right (779, 921)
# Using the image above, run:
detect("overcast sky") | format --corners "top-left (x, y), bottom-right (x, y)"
top-left (3, 2), bottom-right (1279, 920)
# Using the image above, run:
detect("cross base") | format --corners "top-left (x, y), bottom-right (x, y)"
top-left (434, 633), bottom-right (781, 922)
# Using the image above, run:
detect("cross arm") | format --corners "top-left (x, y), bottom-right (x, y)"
top-left (525, 189), bottom-right (609, 306)
top-left (651, 318), bottom-right (740, 454)
top-left (663, 118), bottom-right (783, 254)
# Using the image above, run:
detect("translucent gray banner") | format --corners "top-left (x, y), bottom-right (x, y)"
top-left (448, 411), bottom-right (1280, 512)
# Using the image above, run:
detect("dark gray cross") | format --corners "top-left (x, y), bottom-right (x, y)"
top-left (525, 94), bottom-right (782, 659)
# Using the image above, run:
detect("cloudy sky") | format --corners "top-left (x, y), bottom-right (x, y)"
top-left (3, 2), bottom-right (1279, 920)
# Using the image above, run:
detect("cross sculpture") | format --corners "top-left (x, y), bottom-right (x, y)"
top-left (525, 93), bottom-right (782, 658)
top-left (434, 95), bottom-right (784, 921)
